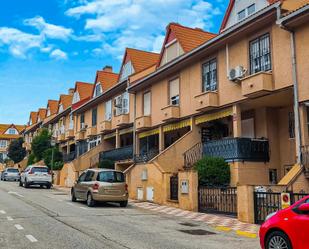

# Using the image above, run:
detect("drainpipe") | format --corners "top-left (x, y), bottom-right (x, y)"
top-left (226, 44), bottom-right (230, 78)
top-left (129, 79), bottom-right (137, 158)
top-left (277, 11), bottom-right (302, 164)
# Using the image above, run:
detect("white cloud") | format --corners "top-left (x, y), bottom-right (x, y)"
top-left (66, 0), bottom-right (224, 58)
top-left (24, 16), bottom-right (73, 40)
top-left (50, 49), bottom-right (68, 60)
top-left (0, 27), bottom-right (42, 58)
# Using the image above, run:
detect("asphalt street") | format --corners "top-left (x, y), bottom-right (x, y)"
top-left (0, 181), bottom-right (260, 249)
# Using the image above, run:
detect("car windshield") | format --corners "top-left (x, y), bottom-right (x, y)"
top-left (32, 167), bottom-right (48, 173)
top-left (97, 171), bottom-right (124, 183)
top-left (7, 168), bottom-right (19, 173)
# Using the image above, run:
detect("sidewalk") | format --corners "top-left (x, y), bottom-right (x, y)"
top-left (130, 201), bottom-right (260, 238)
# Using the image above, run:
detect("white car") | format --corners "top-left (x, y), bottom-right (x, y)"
top-left (20, 165), bottom-right (52, 189)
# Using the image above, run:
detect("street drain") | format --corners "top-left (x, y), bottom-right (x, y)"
top-left (179, 222), bottom-right (199, 227)
top-left (178, 229), bottom-right (216, 236)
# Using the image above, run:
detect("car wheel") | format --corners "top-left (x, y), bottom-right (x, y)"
top-left (86, 193), bottom-right (95, 207)
top-left (266, 231), bottom-right (292, 249)
top-left (46, 184), bottom-right (51, 189)
top-left (71, 189), bottom-right (77, 202)
top-left (120, 201), bottom-right (128, 207)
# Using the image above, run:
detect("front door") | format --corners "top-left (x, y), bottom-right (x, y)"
top-left (146, 187), bottom-right (154, 202)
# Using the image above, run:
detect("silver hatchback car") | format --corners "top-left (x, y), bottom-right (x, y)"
top-left (71, 169), bottom-right (129, 207)
top-left (1, 168), bottom-right (20, 181)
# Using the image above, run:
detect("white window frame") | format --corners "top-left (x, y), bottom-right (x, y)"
top-left (105, 100), bottom-right (112, 121)
top-left (0, 140), bottom-right (8, 148)
top-left (72, 91), bottom-right (80, 104)
top-left (120, 61), bottom-right (134, 81)
top-left (94, 82), bottom-right (102, 97)
top-left (58, 104), bottom-right (64, 113)
top-left (143, 91), bottom-right (151, 116)
top-left (169, 78), bottom-right (180, 106)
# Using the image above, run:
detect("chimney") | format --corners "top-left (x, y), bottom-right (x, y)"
top-left (68, 88), bottom-right (74, 96)
top-left (103, 65), bottom-right (113, 73)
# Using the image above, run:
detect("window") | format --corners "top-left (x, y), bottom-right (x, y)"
top-left (250, 34), bottom-right (271, 74)
top-left (247, 4), bottom-right (255, 16)
top-left (84, 170), bottom-right (95, 182)
top-left (120, 61), bottom-right (134, 81)
top-left (269, 169), bottom-right (278, 184)
top-left (80, 113), bottom-right (85, 129)
top-left (238, 9), bottom-right (246, 21)
top-left (105, 100), bottom-right (112, 121)
top-left (0, 140), bottom-right (7, 148)
top-left (143, 92), bottom-right (151, 116)
top-left (97, 171), bottom-right (125, 183)
top-left (92, 107), bottom-right (97, 126)
top-left (58, 104), bottom-right (64, 113)
top-left (47, 109), bottom-right (51, 116)
top-left (169, 78), bottom-right (180, 106)
top-left (89, 136), bottom-right (101, 150)
top-left (288, 112), bottom-right (295, 139)
top-left (202, 59), bottom-right (217, 92)
top-left (6, 128), bottom-right (17, 135)
top-left (72, 91), bottom-right (80, 104)
top-left (69, 114), bottom-right (74, 129)
top-left (78, 172), bottom-right (87, 182)
top-left (94, 83), bottom-right (102, 97)
top-left (114, 92), bottom-right (129, 116)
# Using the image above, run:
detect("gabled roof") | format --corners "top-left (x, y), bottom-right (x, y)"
top-left (47, 100), bottom-right (59, 116)
top-left (220, 0), bottom-right (281, 32)
top-left (59, 94), bottom-right (73, 110)
top-left (0, 124), bottom-right (24, 139)
top-left (29, 112), bottom-right (38, 125)
top-left (119, 48), bottom-right (160, 80)
top-left (38, 108), bottom-right (47, 121)
top-left (75, 82), bottom-right (94, 100)
top-left (158, 23), bottom-right (217, 65)
top-left (94, 71), bottom-right (119, 92)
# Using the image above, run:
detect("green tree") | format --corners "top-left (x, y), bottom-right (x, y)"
top-left (27, 153), bottom-right (36, 166)
top-left (31, 128), bottom-right (51, 161)
top-left (7, 138), bottom-right (26, 163)
top-left (194, 156), bottom-right (230, 186)
top-left (43, 147), bottom-right (64, 170)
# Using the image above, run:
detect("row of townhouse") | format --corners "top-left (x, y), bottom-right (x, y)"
top-left (0, 124), bottom-right (25, 170)
top-left (22, 0), bottom-right (309, 214)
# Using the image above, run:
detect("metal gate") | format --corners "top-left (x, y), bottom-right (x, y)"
top-left (170, 175), bottom-right (178, 201)
top-left (254, 191), bottom-right (308, 224)
top-left (198, 186), bottom-right (237, 216)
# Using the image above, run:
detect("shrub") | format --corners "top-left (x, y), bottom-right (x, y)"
top-left (31, 128), bottom-right (51, 161)
top-left (7, 137), bottom-right (26, 163)
top-left (194, 156), bottom-right (230, 186)
top-left (27, 153), bottom-right (36, 166)
top-left (43, 147), bottom-right (63, 170)
top-left (98, 159), bottom-right (115, 169)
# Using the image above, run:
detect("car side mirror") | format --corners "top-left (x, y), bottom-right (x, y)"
top-left (298, 203), bottom-right (309, 213)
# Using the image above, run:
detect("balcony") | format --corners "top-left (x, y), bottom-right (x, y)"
top-left (241, 72), bottom-right (273, 98)
top-left (99, 120), bottom-right (111, 133)
top-left (136, 116), bottom-right (152, 130)
top-left (194, 91), bottom-right (219, 112)
top-left (134, 149), bottom-right (159, 164)
top-left (161, 105), bottom-right (180, 121)
top-left (76, 130), bottom-right (85, 141)
top-left (99, 145), bottom-right (133, 162)
top-left (57, 133), bottom-right (66, 142)
top-left (86, 126), bottom-right (97, 138)
top-left (63, 151), bottom-right (76, 163)
top-left (203, 138), bottom-right (270, 162)
top-left (115, 114), bottom-right (130, 127)
top-left (65, 129), bottom-right (74, 140)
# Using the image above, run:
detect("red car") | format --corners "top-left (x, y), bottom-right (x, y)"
top-left (259, 195), bottom-right (309, 249)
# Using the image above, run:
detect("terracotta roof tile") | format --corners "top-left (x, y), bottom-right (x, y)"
top-left (168, 23), bottom-right (217, 53)
top-left (38, 108), bottom-right (47, 121)
top-left (47, 100), bottom-right (59, 115)
top-left (0, 124), bottom-right (24, 139)
top-left (30, 112), bottom-right (38, 125)
top-left (59, 94), bottom-right (73, 110)
top-left (95, 71), bottom-right (119, 92)
top-left (75, 82), bottom-right (94, 101)
top-left (125, 48), bottom-right (160, 74)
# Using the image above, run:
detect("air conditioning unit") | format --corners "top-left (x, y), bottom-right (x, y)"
top-left (229, 66), bottom-right (246, 82)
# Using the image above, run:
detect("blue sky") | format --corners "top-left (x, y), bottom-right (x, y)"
top-left (0, 0), bottom-right (228, 125)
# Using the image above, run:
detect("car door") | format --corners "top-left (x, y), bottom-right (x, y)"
top-left (74, 172), bottom-right (86, 199)
top-left (291, 198), bottom-right (309, 249)
top-left (80, 170), bottom-right (95, 200)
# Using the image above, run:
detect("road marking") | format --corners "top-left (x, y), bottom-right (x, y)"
top-left (26, 235), bottom-right (38, 243)
top-left (215, 226), bottom-right (232, 232)
top-left (0, 210), bottom-right (6, 214)
top-left (7, 216), bottom-right (13, 221)
top-left (14, 224), bottom-right (24, 230)
top-left (236, 230), bottom-right (257, 239)
top-left (8, 191), bottom-right (24, 198)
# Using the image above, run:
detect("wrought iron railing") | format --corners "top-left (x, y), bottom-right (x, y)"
top-left (134, 149), bottom-right (159, 163)
top-left (63, 151), bottom-right (76, 163)
top-left (203, 138), bottom-right (270, 162)
top-left (183, 142), bottom-right (203, 170)
top-left (99, 145), bottom-right (133, 162)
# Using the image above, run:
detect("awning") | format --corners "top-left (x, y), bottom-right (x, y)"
top-left (119, 127), bottom-right (133, 135)
top-left (163, 119), bottom-right (192, 133)
top-left (104, 132), bottom-right (116, 140)
top-left (138, 128), bottom-right (159, 139)
top-left (195, 107), bottom-right (233, 125)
